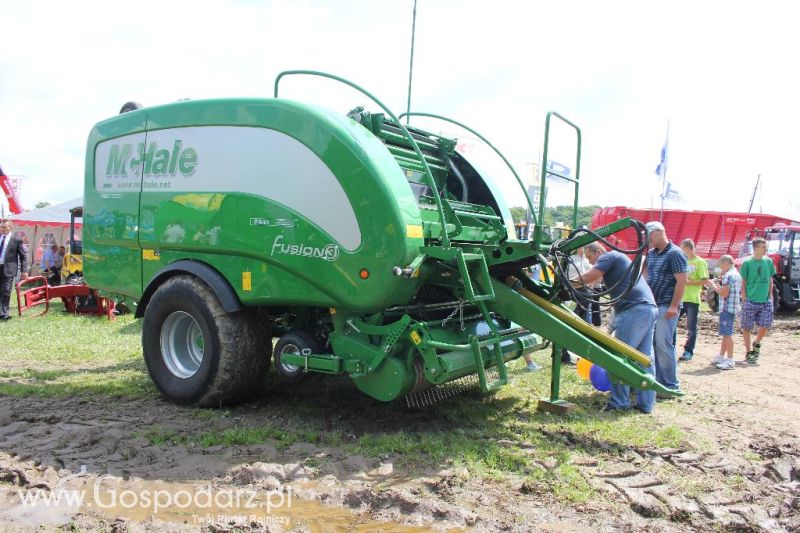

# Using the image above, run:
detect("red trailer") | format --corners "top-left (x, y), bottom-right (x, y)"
top-left (591, 206), bottom-right (792, 260)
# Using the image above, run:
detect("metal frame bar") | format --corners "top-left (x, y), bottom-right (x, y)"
top-left (537, 112), bottom-right (582, 244)
top-left (274, 70), bottom-right (453, 247)
top-left (399, 111), bottom-right (537, 229)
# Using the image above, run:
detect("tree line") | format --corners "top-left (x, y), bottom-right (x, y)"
top-left (510, 205), bottom-right (600, 229)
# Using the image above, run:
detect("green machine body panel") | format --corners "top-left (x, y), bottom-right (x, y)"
top-left (85, 99), bottom-right (428, 312)
top-left (83, 113), bottom-right (146, 298)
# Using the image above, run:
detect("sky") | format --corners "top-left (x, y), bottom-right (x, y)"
top-left (1, 0), bottom-right (798, 220)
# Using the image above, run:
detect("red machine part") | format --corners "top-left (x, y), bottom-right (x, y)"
top-left (16, 276), bottom-right (116, 319)
top-left (0, 164), bottom-right (25, 215)
top-left (742, 223), bottom-right (800, 272)
top-left (592, 206), bottom-right (792, 259)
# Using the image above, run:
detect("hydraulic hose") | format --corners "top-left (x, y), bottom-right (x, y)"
top-left (550, 220), bottom-right (649, 312)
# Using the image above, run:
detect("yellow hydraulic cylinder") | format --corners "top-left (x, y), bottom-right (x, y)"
top-left (512, 284), bottom-right (651, 368)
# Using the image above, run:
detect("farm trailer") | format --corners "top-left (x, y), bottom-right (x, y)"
top-left (593, 207), bottom-right (800, 311)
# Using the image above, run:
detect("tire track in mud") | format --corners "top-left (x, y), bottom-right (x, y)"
top-left (584, 446), bottom-right (799, 531)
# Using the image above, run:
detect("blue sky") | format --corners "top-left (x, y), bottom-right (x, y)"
top-left (1, 0), bottom-right (798, 219)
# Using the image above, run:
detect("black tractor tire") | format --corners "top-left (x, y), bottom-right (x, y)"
top-left (779, 301), bottom-right (800, 312)
top-left (773, 286), bottom-right (781, 314)
top-left (273, 332), bottom-right (320, 383)
top-left (65, 273), bottom-right (91, 307)
top-left (249, 309), bottom-right (274, 372)
top-left (142, 275), bottom-right (267, 407)
top-left (777, 285), bottom-right (800, 312)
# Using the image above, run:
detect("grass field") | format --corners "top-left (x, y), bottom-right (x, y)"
top-left (0, 301), bottom-right (152, 397)
top-left (0, 300), bottom-right (687, 505)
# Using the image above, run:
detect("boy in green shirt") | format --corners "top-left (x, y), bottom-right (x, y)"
top-left (739, 237), bottom-right (776, 363)
top-left (678, 239), bottom-right (709, 361)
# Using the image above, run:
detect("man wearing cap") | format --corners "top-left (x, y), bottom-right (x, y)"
top-left (644, 221), bottom-right (688, 393)
top-left (575, 242), bottom-right (658, 413)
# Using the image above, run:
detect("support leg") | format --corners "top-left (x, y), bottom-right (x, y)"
top-left (537, 344), bottom-right (575, 414)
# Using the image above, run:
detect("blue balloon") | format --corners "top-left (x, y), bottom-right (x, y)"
top-left (589, 365), bottom-right (611, 392)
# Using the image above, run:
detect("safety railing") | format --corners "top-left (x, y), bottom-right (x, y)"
top-left (535, 112), bottom-right (582, 245)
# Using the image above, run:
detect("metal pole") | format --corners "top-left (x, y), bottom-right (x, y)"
top-left (405, 0), bottom-right (418, 124)
top-left (747, 174), bottom-right (761, 213)
top-left (659, 120), bottom-right (670, 222)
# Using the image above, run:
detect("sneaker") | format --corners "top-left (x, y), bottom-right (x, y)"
top-left (679, 350), bottom-right (693, 361)
top-left (716, 359), bottom-right (735, 370)
top-left (753, 342), bottom-right (761, 356)
top-left (745, 350), bottom-right (758, 364)
top-left (656, 391), bottom-right (679, 400)
top-left (526, 361), bottom-right (542, 372)
top-left (712, 355), bottom-right (726, 365)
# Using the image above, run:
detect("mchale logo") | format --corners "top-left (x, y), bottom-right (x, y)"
top-left (106, 140), bottom-right (197, 178)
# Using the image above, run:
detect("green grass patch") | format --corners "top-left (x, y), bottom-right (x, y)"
top-left (197, 426), bottom-right (319, 448)
top-left (0, 300), bottom-right (152, 398)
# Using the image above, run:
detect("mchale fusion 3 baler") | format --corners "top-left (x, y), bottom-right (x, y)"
top-left (83, 71), bottom-right (682, 408)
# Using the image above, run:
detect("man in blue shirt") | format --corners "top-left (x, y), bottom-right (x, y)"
top-left (644, 221), bottom-right (688, 392)
top-left (574, 242), bottom-right (658, 413)
top-left (41, 244), bottom-right (59, 285)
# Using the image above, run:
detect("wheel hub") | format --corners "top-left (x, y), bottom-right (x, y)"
top-left (161, 311), bottom-right (204, 379)
top-left (279, 343), bottom-right (302, 374)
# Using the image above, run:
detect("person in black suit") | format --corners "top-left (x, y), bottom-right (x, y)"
top-left (0, 220), bottom-right (29, 320)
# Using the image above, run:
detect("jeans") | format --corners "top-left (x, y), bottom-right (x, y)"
top-left (562, 298), bottom-right (592, 362)
top-left (719, 311), bottom-right (734, 336)
top-left (590, 299), bottom-right (602, 327)
top-left (654, 305), bottom-right (680, 390)
top-left (682, 302), bottom-right (699, 355)
top-left (608, 304), bottom-right (658, 413)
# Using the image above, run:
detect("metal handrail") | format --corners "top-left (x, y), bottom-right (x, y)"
top-left (536, 111), bottom-right (582, 244)
top-left (399, 112), bottom-right (536, 230)
top-left (274, 70), bottom-right (452, 247)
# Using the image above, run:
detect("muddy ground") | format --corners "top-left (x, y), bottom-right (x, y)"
top-left (0, 312), bottom-right (798, 532)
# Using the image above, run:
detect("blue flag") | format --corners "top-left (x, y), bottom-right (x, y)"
top-left (663, 182), bottom-right (682, 202)
top-left (655, 137), bottom-right (668, 179)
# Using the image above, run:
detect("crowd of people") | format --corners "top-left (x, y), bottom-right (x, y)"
top-left (0, 220), bottom-right (74, 322)
top-left (566, 221), bottom-right (774, 413)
